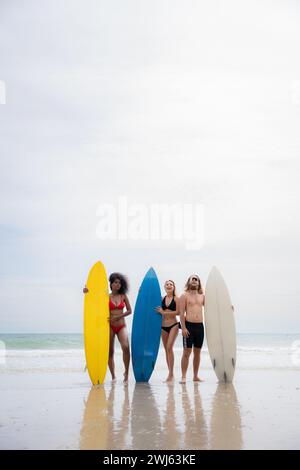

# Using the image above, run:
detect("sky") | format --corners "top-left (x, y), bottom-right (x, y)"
top-left (0, 0), bottom-right (300, 333)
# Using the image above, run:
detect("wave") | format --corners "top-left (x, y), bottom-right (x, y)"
top-left (2, 344), bottom-right (298, 358)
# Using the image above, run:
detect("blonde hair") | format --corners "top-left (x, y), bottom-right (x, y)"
top-left (164, 279), bottom-right (177, 296)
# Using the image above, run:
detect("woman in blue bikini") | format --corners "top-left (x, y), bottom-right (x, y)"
top-left (156, 280), bottom-right (180, 383)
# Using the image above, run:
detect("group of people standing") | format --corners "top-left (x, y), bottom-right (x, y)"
top-left (83, 273), bottom-right (205, 384)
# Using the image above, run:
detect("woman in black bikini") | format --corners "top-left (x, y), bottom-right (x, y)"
top-left (155, 280), bottom-right (180, 383)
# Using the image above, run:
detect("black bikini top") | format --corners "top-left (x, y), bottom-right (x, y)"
top-left (162, 295), bottom-right (176, 311)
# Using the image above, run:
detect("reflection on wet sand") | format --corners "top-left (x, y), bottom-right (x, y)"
top-left (160, 384), bottom-right (181, 450)
top-left (131, 383), bottom-right (161, 450)
top-left (107, 382), bottom-right (131, 449)
top-left (80, 383), bottom-right (130, 450)
top-left (209, 383), bottom-right (243, 449)
top-left (79, 381), bottom-right (243, 450)
top-left (181, 384), bottom-right (209, 449)
top-left (79, 385), bottom-right (108, 450)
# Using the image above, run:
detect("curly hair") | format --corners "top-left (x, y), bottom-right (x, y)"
top-left (184, 274), bottom-right (203, 294)
top-left (109, 272), bottom-right (129, 295)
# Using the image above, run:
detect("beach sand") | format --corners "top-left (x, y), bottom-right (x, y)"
top-left (1, 362), bottom-right (299, 450)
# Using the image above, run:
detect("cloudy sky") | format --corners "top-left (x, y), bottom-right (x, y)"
top-left (1, 0), bottom-right (300, 333)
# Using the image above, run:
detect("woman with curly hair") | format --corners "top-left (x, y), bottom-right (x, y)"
top-left (83, 272), bottom-right (132, 383)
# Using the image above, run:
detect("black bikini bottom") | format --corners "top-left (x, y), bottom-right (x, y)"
top-left (162, 322), bottom-right (181, 334)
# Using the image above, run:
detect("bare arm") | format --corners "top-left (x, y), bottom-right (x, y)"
top-left (164, 295), bottom-right (180, 317)
top-left (162, 310), bottom-right (178, 317)
top-left (113, 294), bottom-right (132, 320)
top-left (160, 296), bottom-right (179, 317)
top-left (155, 296), bottom-right (179, 317)
top-left (179, 294), bottom-right (187, 329)
top-left (180, 294), bottom-right (190, 337)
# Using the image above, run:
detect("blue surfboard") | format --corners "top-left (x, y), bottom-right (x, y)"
top-left (131, 267), bottom-right (162, 382)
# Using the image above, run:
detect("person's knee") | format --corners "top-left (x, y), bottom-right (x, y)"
top-left (166, 344), bottom-right (174, 354)
top-left (109, 347), bottom-right (114, 358)
top-left (183, 348), bottom-right (192, 358)
top-left (122, 343), bottom-right (130, 355)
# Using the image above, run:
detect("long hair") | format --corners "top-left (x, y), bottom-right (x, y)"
top-left (164, 279), bottom-right (177, 297)
top-left (109, 272), bottom-right (129, 295)
top-left (184, 274), bottom-right (203, 294)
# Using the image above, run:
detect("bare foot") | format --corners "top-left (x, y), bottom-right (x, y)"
top-left (123, 372), bottom-right (128, 384)
top-left (179, 377), bottom-right (187, 384)
top-left (164, 376), bottom-right (174, 383)
top-left (193, 377), bottom-right (204, 383)
top-left (112, 377), bottom-right (117, 383)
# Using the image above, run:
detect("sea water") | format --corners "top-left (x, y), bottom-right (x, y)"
top-left (0, 333), bottom-right (299, 374)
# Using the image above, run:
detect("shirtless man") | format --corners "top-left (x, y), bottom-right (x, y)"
top-left (179, 274), bottom-right (205, 384)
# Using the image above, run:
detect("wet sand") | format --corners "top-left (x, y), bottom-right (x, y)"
top-left (0, 367), bottom-right (299, 450)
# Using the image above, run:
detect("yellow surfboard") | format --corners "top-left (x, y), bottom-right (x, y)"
top-left (84, 261), bottom-right (110, 385)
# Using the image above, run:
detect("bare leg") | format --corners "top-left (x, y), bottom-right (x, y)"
top-left (180, 348), bottom-right (192, 384)
top-left (193, 348), bottom-right (204, 382)
top-left (117, 327), bottom-right (130, 383)
top-left (165, 325), bottom-right (179, 382)
top-left (161, 330), bottom-right (170, 378)
top-left (108, 328), bottom-right (116, 381)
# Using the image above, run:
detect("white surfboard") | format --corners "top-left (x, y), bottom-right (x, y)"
top-left (204, 266), bottom-right (236, 383)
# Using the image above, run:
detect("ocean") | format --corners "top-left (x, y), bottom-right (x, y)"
top-left (1, 333), bottom-right (299, 374)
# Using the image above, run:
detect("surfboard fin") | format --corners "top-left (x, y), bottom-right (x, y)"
top-left (213, 359), bottom-right (216, 369)
top-left (224, 371), bottom-right (227, 383)
top-left (232, 358), bottom-right (235, 368)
